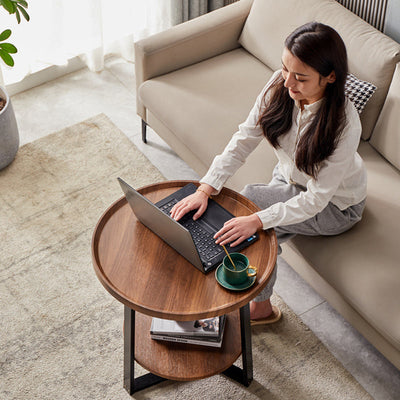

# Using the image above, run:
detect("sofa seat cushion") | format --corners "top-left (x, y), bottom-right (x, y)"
top-left (288, 141), bottom-right (400, 349)
top-left (139, 48), bottom-right (278, 187)
top-left (239, 0), bottom-right (400, 141)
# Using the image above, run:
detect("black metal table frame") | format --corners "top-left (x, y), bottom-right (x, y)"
top-left (123, 303), bottom-right (253, 395)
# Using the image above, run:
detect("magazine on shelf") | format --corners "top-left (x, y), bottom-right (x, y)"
top-left (150, 315), bottom-right (227, 348)
top-left (150, 315), bottom-right (224, 337)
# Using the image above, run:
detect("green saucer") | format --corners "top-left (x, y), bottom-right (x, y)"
top-left (215, 264), bottom-right (256, 291)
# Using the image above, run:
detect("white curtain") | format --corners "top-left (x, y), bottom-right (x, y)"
top-left (0, 0), bottom-right (172, 86)
top-left (171, 0), bottom-right (231, 25)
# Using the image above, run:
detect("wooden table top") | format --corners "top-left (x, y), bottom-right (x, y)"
top-left (92, 180), bottom-right (277, 321)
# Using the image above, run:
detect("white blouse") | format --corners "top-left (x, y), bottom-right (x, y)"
top-left (200, 71), bottom-right (367, 230)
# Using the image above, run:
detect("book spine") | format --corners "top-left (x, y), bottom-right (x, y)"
top-left (150, 330), bottom-right (220, 338)
top-left (151, 334), bottom-right (222, 348)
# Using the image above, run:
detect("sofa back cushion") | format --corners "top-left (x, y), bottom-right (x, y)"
top-left (370, 63), bottom-right (400, 170)
top-left (239, 0), bottom-right (400, 140)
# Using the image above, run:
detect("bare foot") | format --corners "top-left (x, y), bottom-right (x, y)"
top-left (250, 299), bottom-right (273, 320)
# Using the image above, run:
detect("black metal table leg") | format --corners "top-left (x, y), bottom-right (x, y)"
top-left (141, 119), bottom-right (147, 143)
top-left (223, 303), bottom-right (253, 386)
top-left (123, 306), bottom-right (166, 395)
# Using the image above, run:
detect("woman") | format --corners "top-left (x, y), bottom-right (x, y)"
top-left (170, 22), bottom-right (367, 324)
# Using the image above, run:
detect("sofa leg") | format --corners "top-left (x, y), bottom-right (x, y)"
top-left (141, 120), bottom-right (147, 144)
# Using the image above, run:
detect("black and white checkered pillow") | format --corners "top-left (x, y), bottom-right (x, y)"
top-left (345, 73), bottom-right (377, 114)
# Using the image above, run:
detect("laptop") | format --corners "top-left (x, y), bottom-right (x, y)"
top-left (117, 178), bottom-right (258, 273)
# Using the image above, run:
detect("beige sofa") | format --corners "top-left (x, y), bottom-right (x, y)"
top-left (135, 0), bottom-right (400, 369)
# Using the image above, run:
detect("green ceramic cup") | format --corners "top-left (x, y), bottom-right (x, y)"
top-left (222, 253), bottom-right (257, 286)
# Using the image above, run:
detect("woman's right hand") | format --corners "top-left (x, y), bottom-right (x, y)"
top-left (170, 184), bottom-right (214, 222)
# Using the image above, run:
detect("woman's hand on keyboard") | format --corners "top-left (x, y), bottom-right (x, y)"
top-left (214, 214), bottom-right (262, 247)
top-left (170, 185), bottom-right (212, 221)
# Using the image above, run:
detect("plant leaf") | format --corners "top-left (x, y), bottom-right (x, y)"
top-left (0, 29), bottom-right (12, 41)
top-left (1, 0), bottom-right (15, 13)
top-left (0, 48), bottom-right (14, 66)
top-left (0, 43), bottom-right (17, 53)
top-left (15, 0), bottom-right (28, 7)
top-left (15, 7), bottom-right (20, 23)
top-left (16, 4), bottom-right (29, 21)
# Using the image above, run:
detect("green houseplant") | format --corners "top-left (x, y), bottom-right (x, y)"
top-left (0, 0), bottom-right (29, 169)
top-left (0, 0), bottom-right (29, 68)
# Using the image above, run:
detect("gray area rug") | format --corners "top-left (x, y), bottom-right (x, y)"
top-left (0, 114), bottom-right (371, 399)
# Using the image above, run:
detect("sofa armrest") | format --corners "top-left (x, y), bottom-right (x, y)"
top-left (370, 62), bottom-right (400, 171)
top-left (135, 0), bottom-right (253, 119)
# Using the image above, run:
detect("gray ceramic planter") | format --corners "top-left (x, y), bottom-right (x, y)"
top-left (0, 86), bottom-right (19, 170)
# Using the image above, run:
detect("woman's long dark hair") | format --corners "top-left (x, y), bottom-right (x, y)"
top-left (259, 22), bottom-right (348, 179)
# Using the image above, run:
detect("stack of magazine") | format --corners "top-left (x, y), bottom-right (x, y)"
top-left (150, 315), bottom-right (226, 348)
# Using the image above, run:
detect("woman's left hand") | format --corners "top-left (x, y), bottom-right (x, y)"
top-left (214, 214), bottom-right (262, 248)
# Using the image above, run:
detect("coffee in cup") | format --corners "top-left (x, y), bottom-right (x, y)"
top-left (222, 253), bottom-right (257, 286)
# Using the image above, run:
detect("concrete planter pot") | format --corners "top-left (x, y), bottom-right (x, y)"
top-left (0, 86), bottom-right (19, 170)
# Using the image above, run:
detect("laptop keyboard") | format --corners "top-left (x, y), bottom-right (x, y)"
top-left (159, 200), bottom-right (224, 261)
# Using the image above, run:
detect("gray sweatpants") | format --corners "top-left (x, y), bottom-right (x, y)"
top-left (240, 165), bottom-right (366, 302)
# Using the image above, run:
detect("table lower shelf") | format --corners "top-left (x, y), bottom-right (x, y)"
top-left (134, 310), bottom-right (241, 381)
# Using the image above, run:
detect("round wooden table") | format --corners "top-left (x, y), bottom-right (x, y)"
top-left (92, 180), bottom-right (277, 394)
